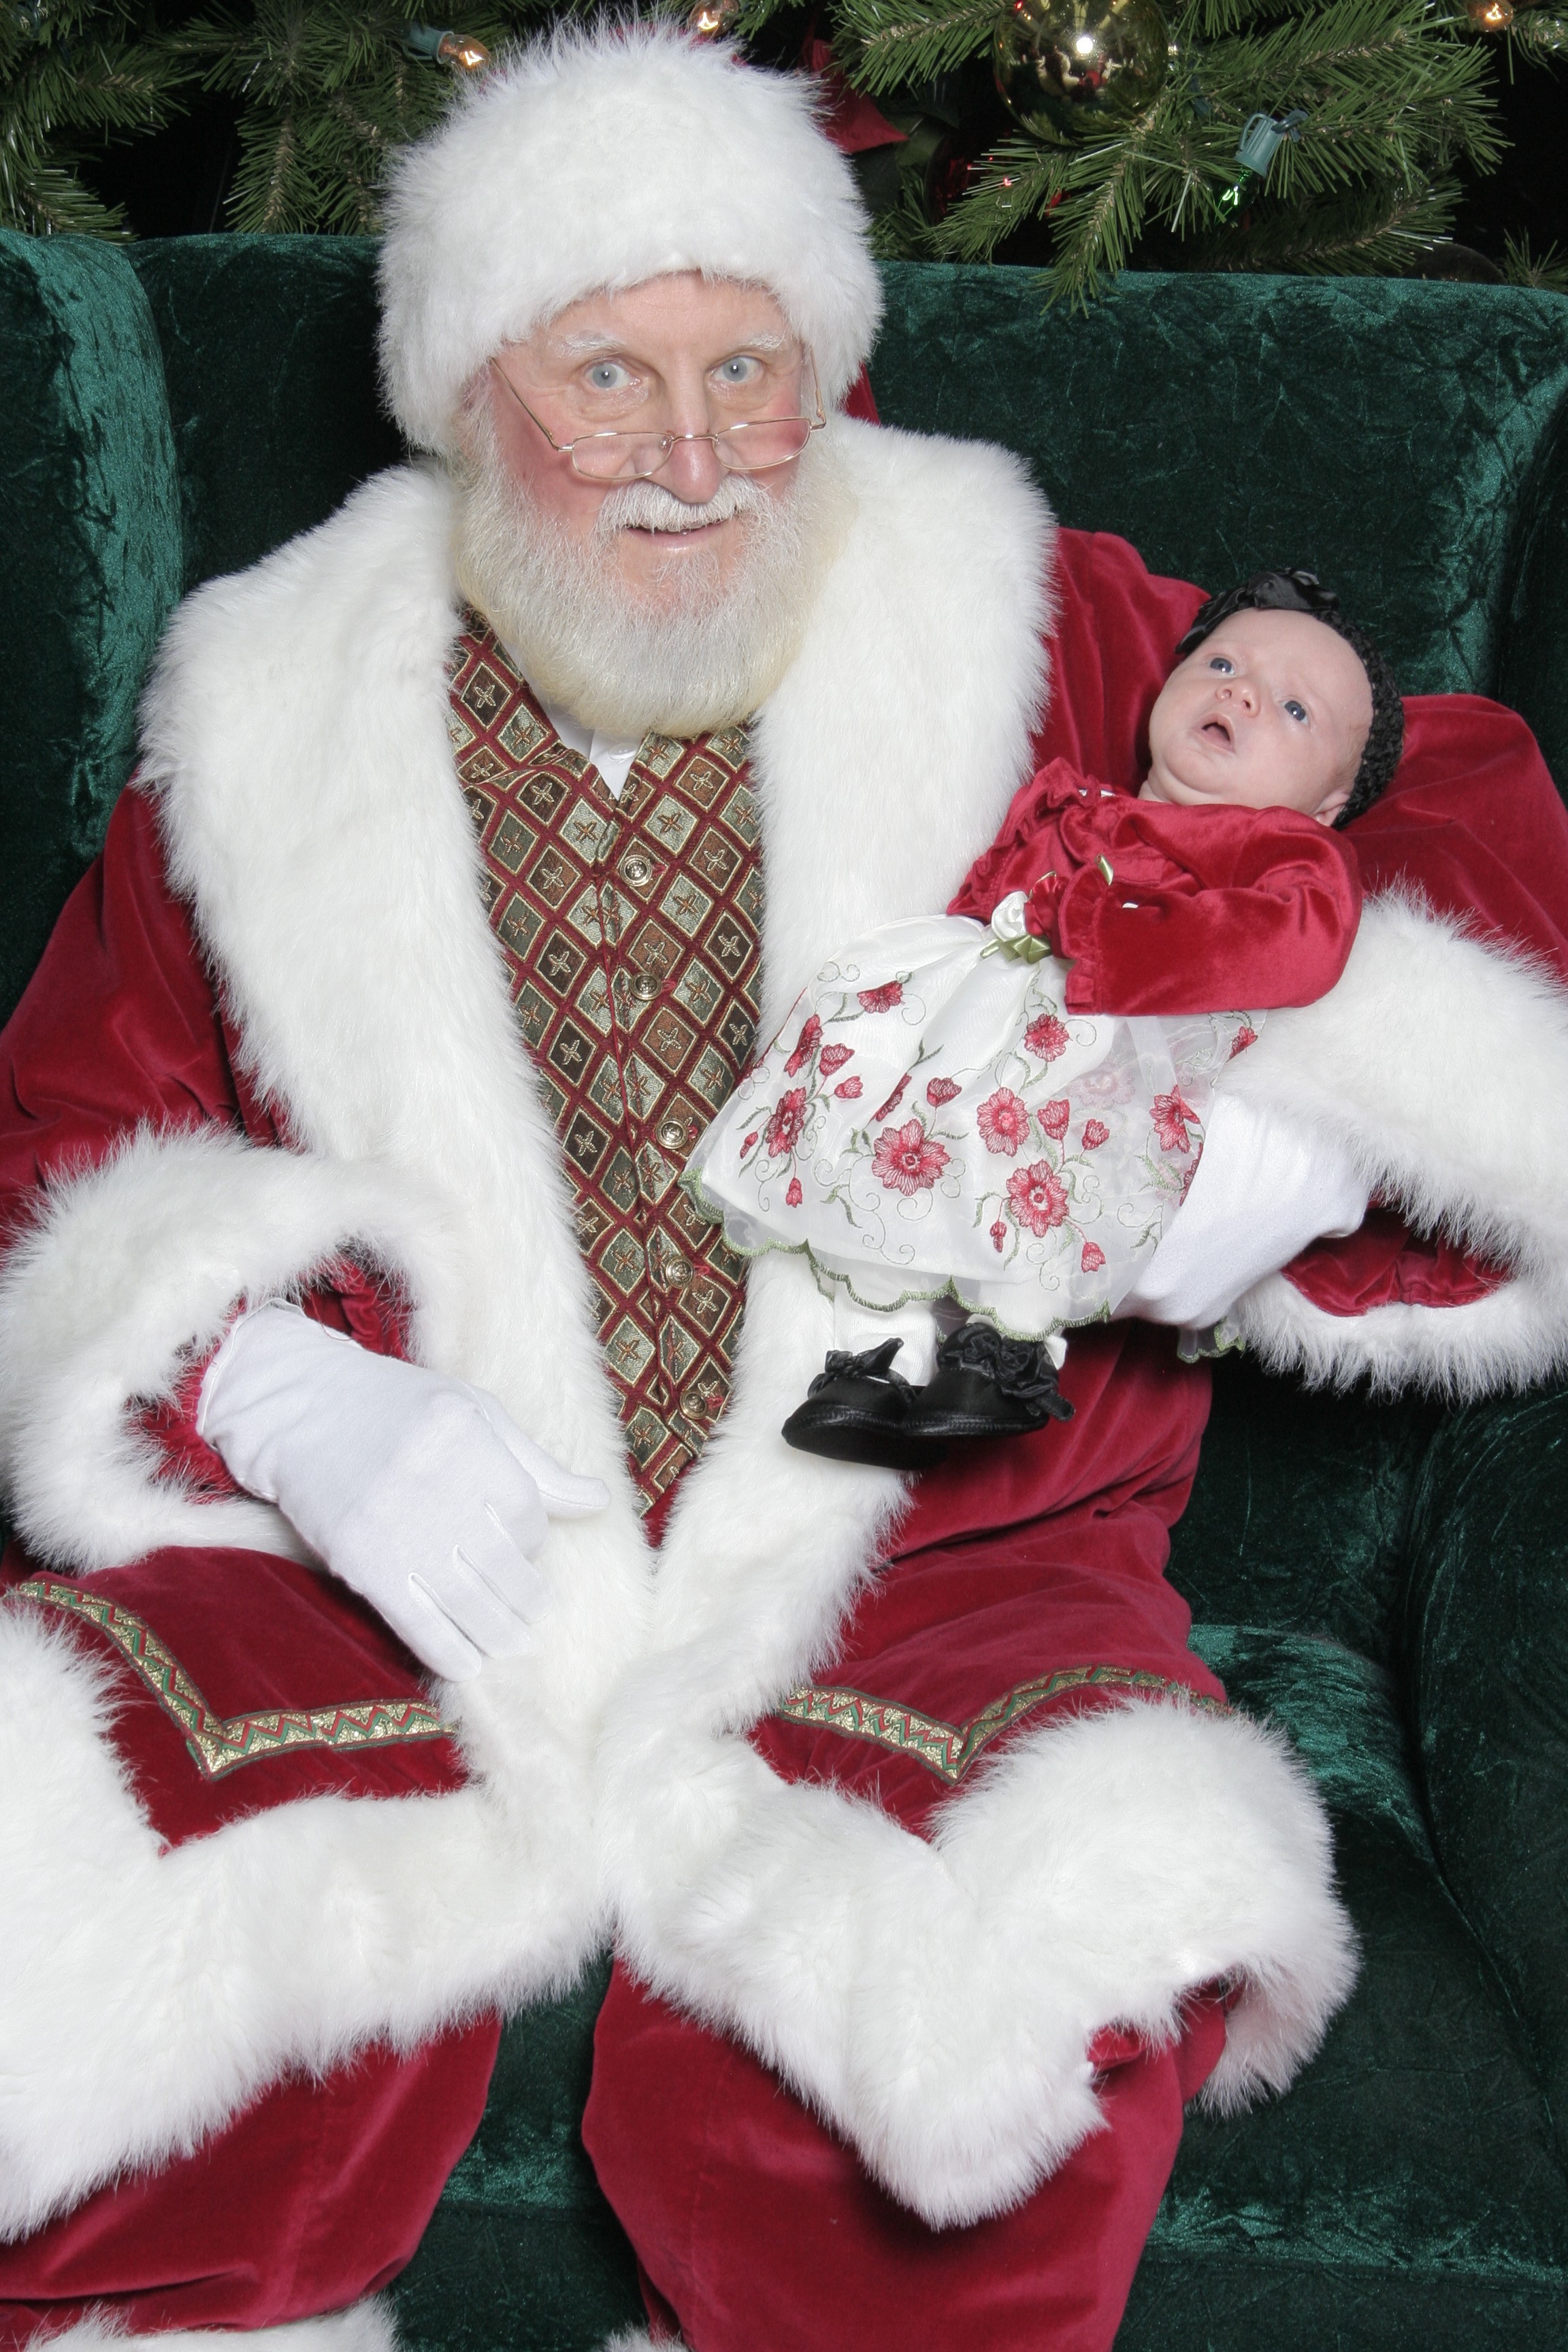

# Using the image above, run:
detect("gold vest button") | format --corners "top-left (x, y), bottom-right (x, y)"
top-left (658, 1117), bottom-right (690, 1150)
top-left (623, 853), bottom-right (652, 885)
top-left (664, 1256), bottom-right (691, 1286)
top-left (631, 970), bottom-right (659, 1001)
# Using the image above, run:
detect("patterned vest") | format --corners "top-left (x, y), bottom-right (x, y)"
top-left (446, 618), bottom-right (761, 1513)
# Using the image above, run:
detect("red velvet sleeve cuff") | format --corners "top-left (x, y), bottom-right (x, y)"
top-left (136, 1260), bottom-right (414, 1496)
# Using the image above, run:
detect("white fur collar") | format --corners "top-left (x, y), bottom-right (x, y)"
top-left (133, 420), bottom-right (1053, 1690)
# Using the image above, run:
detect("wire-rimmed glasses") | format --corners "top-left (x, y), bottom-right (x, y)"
top-left (491, 351), bottom-right (826, 483)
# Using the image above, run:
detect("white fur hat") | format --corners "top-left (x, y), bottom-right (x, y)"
top-left (378, 21), bottom-right (883, 453)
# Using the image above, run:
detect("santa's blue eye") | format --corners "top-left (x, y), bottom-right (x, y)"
top-left (716, 355), bottom-right (762, 385)
top-left (586, 362), bottom-right (628, 391)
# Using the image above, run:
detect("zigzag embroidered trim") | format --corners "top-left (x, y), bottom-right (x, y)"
top-left (774, 1665), bottom-right (1228, 1784)
top-left (13, 1577), bottom-right (457, 1780)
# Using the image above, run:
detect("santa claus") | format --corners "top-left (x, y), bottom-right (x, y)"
top-left (3, 25), bottom-right (1568, 2352)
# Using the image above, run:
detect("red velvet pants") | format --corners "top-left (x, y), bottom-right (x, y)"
top-left (585, 1323), bottom-right (1224, 2351)
top-left (587, 1971), bottom-right (1226, 2352)
top-left (0, 1326), bottom-right (1214, 2346)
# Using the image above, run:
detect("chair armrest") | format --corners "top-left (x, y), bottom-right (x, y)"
top-left (1401, 1384), bottom-right (1568, 2127)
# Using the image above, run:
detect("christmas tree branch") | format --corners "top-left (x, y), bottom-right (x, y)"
top-left (1186, 172), bottom-right (1458, 274)
top-left (837, 0), bottom-right (1002, 95)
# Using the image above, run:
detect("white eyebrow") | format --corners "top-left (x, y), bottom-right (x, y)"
top-left (547, 327), bottom-right (794, 359)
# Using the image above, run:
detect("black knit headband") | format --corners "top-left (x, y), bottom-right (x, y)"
top-left (1173, 568), bottom-right (1404, 826)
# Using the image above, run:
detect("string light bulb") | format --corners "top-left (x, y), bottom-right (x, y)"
top-left (402, 25), bottom-right (491, 71)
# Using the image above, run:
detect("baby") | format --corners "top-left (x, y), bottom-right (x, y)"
top-left (685, 568), bottom-right (1404, 1469)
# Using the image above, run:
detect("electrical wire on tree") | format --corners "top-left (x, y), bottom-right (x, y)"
top-left (2, 0), bottom-right (1564, 293)
top-left (831, 0), bottom-right (1516, 298)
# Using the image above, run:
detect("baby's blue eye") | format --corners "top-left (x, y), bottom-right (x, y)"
top-left (1208, 655), bottom-right (1233, 674)
top-left (1284, 700), bottom-right (1308, 723)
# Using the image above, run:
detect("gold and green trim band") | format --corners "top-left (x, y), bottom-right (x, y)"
top-left (774, 1664), bottom-right (1226, 1785)
top-left (13, 1575), bottom-right (457, 1781)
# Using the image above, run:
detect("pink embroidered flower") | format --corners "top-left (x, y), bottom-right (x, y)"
top-left (1024, 1013), bottom-right (1071, 1063)
top-left (1081, 1240), bottom-right (1107, 1273)
top-left (977, 1087), bottom-right (1030, 1156)
top-left (1076, 1064), bottom-right (1134, 1108)
top-left (990, 1219), bottom-right (1009, 1254)
top-left (1151, 1088), bottom-right (1197, 1154)
top-left (1007, 1161), bottom-right (1069, 1237)
top-left (765, 1088), bottom-right (808, 1158)
top-left (872, 1073), bottom-right (911, 1121)
top-left (926, 1076), bottom-right (962, 1107)
top-left (1229, 1024), bottom-right (1258, 1058)
top-left (858, 981), bottom-right (904, 1013)
top-left (819, 1043), bottom-right (854, 1074)
top-left (1039, 1098), bottom-right (1071, 1141)
top-left (784, 1014), bottom-right (821, 1077)
top-left (785, 1177), bottom-right (804, 1207)
top-left (834, 1076), bottom-right (863, 1098)
top-left (872, 1119), bottom-right (949, 1197)
top-left (741, 1130), bottom-right (759, 1156)
top-left (1081, 1117), bottom-right (1109, 1150)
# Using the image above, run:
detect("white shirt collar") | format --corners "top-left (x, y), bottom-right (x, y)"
top-left (500, 641), bottom-right (642, 800)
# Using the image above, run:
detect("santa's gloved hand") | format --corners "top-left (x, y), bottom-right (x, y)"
top-left (1120, 1090), bottom-right (1369, 1333)
top-left (197, 1302), bottom-right (608, 1680)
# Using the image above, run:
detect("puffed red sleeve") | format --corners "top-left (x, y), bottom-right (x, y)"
top-left (1048, 793), bottom-right (1363, 1015)
top-left (949, 756), bottom-right (1362, 1015)
top-left (0, 784), bottom-right (408, 1489)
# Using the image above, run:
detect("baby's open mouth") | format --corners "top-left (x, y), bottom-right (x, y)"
top-left (1200, 715), bottom-right (1233, 747)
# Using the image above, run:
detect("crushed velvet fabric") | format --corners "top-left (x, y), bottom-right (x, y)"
top-left (1403, 1384), bottom-right (1568, 2158)
top-left (1130, 1622), bottom-right (1568, 2348)
top-left (951, 754), bottom-right (1362, 1014)
top-left (7, 235), bottom-right (1568, 2350)
top-left (126, 235), bottom-right (405, 595)
top-left (868, 263), bottom-right (1568, 750)
top-left (0, 231), bottom-right (182, 1028)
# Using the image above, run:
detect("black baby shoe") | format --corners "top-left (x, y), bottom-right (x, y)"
top-left (781, 1339), bottom-right (950, 1471)
top-left (902, 1322), bottom-right (1075, 1444)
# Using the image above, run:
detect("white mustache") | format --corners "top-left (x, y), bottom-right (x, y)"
top-left (594, 472), bottom-right (767, 539)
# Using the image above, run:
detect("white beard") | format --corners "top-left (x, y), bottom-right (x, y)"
top-left (453, 426), bottom-right (851, 740)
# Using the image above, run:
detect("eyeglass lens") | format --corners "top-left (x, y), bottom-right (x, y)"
top-left (568, 415), bottom-right (818, 483)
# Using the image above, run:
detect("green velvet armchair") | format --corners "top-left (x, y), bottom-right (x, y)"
top-left (4, 229), bottom-right (1568, 2351)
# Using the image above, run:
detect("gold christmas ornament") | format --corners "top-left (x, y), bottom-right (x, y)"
top-left (1466, 0), bottom-right (1514, 24)
top-left (688, 0), bottom-right (740, 33)
top-left (994, 0), bottom-right (1170, 146)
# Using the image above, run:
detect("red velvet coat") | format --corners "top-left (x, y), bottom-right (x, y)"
top-left (2, 443), bottom-right (1567, 2349)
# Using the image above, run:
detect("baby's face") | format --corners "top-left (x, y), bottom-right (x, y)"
top-left (1143, 607), bottom-right (1373, 824)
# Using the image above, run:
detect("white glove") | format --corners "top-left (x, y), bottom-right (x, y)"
top-left (197, 1303), bottom-right (608, 1680)
top-left (1120, 1090), bottom-right (1369, 1333)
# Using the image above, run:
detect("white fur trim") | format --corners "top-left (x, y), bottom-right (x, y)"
top-left (42, 2297), bottom-right (397, 2352)
top-left (0, 1595), bottom-right (606, 2238)
top-left (1, 434), bottom-right (1062, 2217)
top-left (0, 1126), bottom-right (459, 1570)
top-left (378, 25), bottom-right (882, 449)
top-left (1219, 887), bottom-right (1568, 1392)
top-left (601, 1672), bottom-right (1356, 2227)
